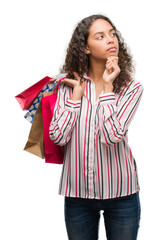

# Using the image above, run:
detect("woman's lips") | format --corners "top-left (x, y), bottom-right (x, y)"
top-left (107, 47), bottom-right (117, 52)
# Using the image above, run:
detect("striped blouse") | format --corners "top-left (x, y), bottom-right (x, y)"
top-left (49, 73), bottom-right (144, 199)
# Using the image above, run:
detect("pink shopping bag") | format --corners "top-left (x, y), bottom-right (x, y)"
top-left (42, 89), bottom-right (64, 164)
top-left (15, 76), bottom-right (52, 110)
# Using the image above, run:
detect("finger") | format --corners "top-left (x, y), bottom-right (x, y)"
top-left (73, 71), bottom-right (81, 81)
top-left (72, 72), bottom-right (84, 85)
top-left (106, 61), bottom-right (114, 70)
top-left (107, 60), bottom-right (118, 66)
top-left (106, 62), bottom-right (116, 74)
top-left (80, 78), bottom-right (84, 84)
top-left (106, 58), bottom-right (119, 70)
top-left (107, 56), bottom-right (118, 61)
top-left (61, 78), bottom-right (76, 87)
top-left (107, 62), bottom-right (120, 75)
top-left (107, 56), bottom-right (119, 64)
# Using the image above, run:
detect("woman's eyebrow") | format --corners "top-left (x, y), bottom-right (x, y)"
top-left (93, 28), bottom-right (115, 36)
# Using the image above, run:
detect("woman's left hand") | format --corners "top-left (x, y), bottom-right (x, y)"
top-left (103, 56), bottom-right (121, 84)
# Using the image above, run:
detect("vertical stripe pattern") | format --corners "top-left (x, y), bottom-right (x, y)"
top-left (49, 74), bottom-right (144, 199)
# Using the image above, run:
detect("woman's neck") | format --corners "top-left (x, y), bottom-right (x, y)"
top-left (87, 58), bottom-right (106, 83)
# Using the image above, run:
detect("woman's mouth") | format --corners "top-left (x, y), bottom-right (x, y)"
top-left (107, 47), bottom-right (117, 52)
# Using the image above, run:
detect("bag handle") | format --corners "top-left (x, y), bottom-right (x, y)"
top-left (53, 77), bottom-right (67, 94)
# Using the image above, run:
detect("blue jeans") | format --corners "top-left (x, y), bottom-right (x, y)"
top-left (64, 192), bottom-right (141, 240)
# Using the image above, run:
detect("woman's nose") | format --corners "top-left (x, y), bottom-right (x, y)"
top-left (106, 34), bottom-right (114, 44)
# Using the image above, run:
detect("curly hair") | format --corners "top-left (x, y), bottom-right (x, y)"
top-left (60, 14), bottom-right (135, 94)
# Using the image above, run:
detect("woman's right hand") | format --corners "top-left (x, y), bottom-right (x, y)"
top-left (61, 72), bottom-right (85, 101)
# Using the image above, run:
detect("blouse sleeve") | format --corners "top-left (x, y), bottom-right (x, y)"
top-left (49, 83), bottom-right (81, 146)
top-left (96, 81), bottom-right (144, 146)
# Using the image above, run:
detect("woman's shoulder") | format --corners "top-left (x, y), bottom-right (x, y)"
top-left (52, 72), bottom-right (67, 82)
top-left (53, 72), bottom-right (73, 94)
top-left (52, 72), bottom-right (67, 90)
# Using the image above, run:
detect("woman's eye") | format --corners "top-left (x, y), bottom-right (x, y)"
top-left (97, 36), bottom-right (103, 40)
top-left (111, 32), bottom-right (117, 37)
top-left (97, 32), bottom-right (117, 40)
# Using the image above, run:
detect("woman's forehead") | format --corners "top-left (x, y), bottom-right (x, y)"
top-left (89, 19), bottom-right (113, 35)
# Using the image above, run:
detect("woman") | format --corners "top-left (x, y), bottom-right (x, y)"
top-left (49, 14), bottom-right (143, 240)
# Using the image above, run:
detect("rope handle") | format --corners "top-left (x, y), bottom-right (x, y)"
top-left (52, 76), bottom-right (67, 94)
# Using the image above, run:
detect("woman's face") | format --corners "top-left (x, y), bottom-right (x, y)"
top-left (85, 19), bottom-right (119, 61)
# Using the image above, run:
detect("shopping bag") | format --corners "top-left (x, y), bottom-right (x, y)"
top-left (24, 81), bottom-right (56, 123)
top-left (42, 80), bottom-right (65, 164)
top-left (42, 94), bottom-right (64, 164)
top-left (15, 76), bottom-right (52, 110)
top-left (24, 100), bottom-right (44, 159)
top-left (23, 74), bottom-right (67, 123)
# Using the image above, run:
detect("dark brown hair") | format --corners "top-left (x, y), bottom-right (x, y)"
top-left (60, 14), bottom-right (135, 93)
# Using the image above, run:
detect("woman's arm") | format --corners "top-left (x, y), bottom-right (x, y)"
top-left (96, 81), bottom-right (144, 146)
top-left (49, 83), bottom-right (81, 146)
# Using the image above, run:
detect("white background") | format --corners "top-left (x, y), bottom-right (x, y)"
top-left (0, 0), bottom-right (157, 239)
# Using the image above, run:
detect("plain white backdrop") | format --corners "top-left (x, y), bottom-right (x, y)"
top-left (0, 0), bottom-right (157, 239)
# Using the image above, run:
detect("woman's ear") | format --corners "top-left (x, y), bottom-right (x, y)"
top-left (85, 45), bottom-right (90, 55)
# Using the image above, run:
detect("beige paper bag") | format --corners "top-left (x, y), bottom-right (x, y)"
top-left (24, 101), bottom-right (44, 159)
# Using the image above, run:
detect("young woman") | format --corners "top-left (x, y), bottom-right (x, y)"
top-left (49, 14), bottom-right (143, 240)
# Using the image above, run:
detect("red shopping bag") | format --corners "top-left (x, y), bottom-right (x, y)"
top-left (42, 90), bottom-right (64, 164)
top-left (15, 76), bottom-right (52, 110)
